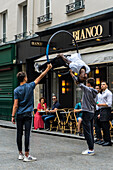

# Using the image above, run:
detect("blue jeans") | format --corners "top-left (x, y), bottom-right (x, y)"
top-left (42, 115), bottom-right (55, 129)
top-left (16, 112), bottom-right (32, 152)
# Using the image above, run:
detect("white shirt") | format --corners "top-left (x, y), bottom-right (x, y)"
top-left (99, 89), bottom-right (112, 108)
top-left (96, 93), bottom-right (102, 110)
top-left (67, 53), bottom-right (90, 74)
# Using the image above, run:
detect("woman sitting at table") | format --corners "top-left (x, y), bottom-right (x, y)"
top-left (34, 97), bottom-right (47, 130)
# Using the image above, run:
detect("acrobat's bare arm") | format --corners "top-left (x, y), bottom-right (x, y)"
top-left (57, 54), bottom-right (71, 65)
top-left (69, 69), bottom-right (79, 84)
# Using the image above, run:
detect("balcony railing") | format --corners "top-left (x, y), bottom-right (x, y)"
top-left (0, 37), bottom-right (7, 44)
top-left (66, 0), bottom-right (85, 14)
top-left (37, 13), bottom-right (52, 25)
top-left (15, 32), bottom-right (27, 41)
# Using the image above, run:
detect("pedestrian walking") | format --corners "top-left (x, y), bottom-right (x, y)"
top-left (11, 63), bottom-right (52, 162)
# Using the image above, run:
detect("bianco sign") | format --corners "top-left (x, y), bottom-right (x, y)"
top-left (73, 25), bottom-right (103, 42)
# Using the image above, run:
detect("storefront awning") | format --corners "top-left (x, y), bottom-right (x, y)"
top-left (35, 43), bottom-right (113, 66)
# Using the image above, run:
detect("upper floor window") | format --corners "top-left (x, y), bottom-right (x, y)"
top-left (66, 0), bottom-right (85, 15)
top-left (3, 13), bottom-right (6, 42)
top-left (15, 3), bottom-right (27, 40)
top-left (37, 0), bottom-right (52, 25)
top-left (46, 0), bottom-right (50, 14)
top-left (23, 5), bottom-right (27, 36)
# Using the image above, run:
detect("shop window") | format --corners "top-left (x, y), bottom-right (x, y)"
top-left (62, 80), bottom-right (66, 94)
top-left (59, 74), bottom-right (73, 108)
top-left (62, 87), bottom-right (66, 94)
top-left (90, 66), bottom-right (107, 86)
top-left (96, 78), bottom-right (100, 85)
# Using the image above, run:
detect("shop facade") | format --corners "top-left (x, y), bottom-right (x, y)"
top-left (0, 43), bottom-right (18, 120)
top-left (14, 9), bottom-right (113, 109)
top-left (34, 10), bottom-right (113, 108)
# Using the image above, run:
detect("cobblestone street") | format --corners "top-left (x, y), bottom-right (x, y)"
top-left (0, 127), bottom-right (113, 170)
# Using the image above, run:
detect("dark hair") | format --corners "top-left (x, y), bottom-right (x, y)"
top-left (101, 81), bottom-right (108, 85)
top-left (86, 78), bottom-right (95, 87)
top-left (39, 97), bottom-right (46, 103)
top-left (17, 72), bottom-right (27, 82)
top-left (52, 95), bottom-right (57, 99)
top-left (95, 85), bottom-right (100, 89)
top-left (79, 66), bottom-right (86, 74)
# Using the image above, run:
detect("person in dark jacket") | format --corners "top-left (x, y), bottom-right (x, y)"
top-left (70, 70), bottom-right (97, 155)
top-left (42, 95), bottom-right (61, 130)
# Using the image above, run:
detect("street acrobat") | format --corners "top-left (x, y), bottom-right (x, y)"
top-left (35, 52), bottom-right (90, 83)
top-left (57, 53), bottom-right (90, 83)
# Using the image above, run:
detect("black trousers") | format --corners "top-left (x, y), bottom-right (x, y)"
top-left (94, 110), bottom-right (102, 140)
top-left (82, 112), bottom-right (94, 150)
top-left (16, 112), bottom-right (32, 152)
top-left (101, 121), bottom-right (111, 143)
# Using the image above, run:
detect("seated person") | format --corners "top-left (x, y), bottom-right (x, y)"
top-left (42, 95), bottom-right (61, 130)
top-left (34, 97), bottom-right (47, 130)
top-left (35, 52), bottom-right (90, 83)
top-left (74, 100), bottom-right (83, 136)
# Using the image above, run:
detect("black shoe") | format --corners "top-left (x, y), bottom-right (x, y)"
top-left (102, 142), bottom-right (112, 146)
top-left (94, 139), bottom-right (100, 144)
top-left (98, 141), bottom-right (105, 145)
top-left (95, 140), bottom-right (101, 144)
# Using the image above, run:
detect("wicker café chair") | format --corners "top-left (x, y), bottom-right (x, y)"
top-left (109, 121), bottom-right (113, 138)
top-left (49, 109), bottom-right (66, 132)
top-left (63, 110), bottom-right (78, 134)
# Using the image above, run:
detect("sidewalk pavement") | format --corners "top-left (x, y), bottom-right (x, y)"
top-left (0, 120), bottom-right (85, 140)
top-left (0, 120), bottom-right (113, 142)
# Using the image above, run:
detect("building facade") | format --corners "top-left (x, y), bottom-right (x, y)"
top-left (0, 0), bottom-right (113, 119)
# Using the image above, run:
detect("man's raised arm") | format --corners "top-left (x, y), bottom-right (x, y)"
top-left (34, 63), bottom-right (52, 85)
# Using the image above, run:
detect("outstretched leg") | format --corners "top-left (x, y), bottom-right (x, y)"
top-left (57, 54), bottom-right (71, 65)
top-left (35, 54), bottom-right (69, 72)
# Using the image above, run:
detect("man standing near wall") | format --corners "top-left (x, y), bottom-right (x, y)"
top-left (11, 63), bottom-right (52, 162)
top-left (97, 81), bottom-right (112, 146)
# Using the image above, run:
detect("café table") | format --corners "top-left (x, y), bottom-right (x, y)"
top-left (38, 110), bottom-right (46, 129)
top-left (38, 110), bottom-right (46, 115)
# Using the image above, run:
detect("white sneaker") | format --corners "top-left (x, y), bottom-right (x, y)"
top-left (18, 153), bottom-right (24, 160)
top-left (82, 149), bottom-right (95, 155)
top-left (23, 155), bottom-right (37, 162)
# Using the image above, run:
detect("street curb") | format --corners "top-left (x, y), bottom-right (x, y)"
top-left (0, 120), bottom-right (113, 143)
top-left (32, 129), bottom-right (85, 140)
top-left (0, 120), bottom-right (85, 140)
